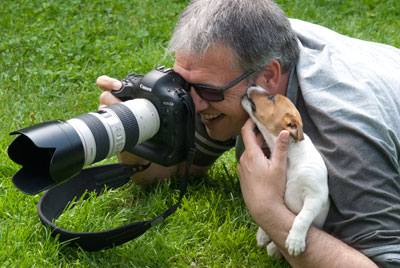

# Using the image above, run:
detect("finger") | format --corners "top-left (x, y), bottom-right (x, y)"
top-left (96, 75), bottom-right (122, 91)
top-left (241, 119), bottom-right (260, 151)
top-left (271, 130), bottom-right (290, 167)
top-left (99, 91), bottom-right (121, 107)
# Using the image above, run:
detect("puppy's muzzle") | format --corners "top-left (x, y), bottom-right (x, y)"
top-left (241, 94), bottom-right (257, 112)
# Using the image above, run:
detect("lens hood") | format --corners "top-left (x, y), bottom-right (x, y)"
top-left (8, 120), bottom-right (85, 195)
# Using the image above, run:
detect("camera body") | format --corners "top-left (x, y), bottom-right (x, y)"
top-left (115, 66), bottom-right (194, 166)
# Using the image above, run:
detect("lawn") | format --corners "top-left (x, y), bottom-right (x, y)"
top-left (0, 0), bottom-right (398, 267)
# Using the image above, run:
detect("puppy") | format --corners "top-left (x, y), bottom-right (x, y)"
top-left (241, 86), bottom-right (330, 257)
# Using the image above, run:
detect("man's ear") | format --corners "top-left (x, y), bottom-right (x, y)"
top-left (282, 113), bottom-right (304, 142)
top-left (254, 60), bottom-right (281, 94)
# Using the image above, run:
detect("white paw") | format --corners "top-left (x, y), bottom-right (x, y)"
top-left (266, 242), bottom-right (282, 258)
top-left (256, 227), bottom-right (270, 247)
top-left (285, 232), bottom-right (306, 256)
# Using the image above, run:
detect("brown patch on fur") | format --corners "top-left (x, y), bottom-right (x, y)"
top-left (249, 91), bottom-right (304, 142)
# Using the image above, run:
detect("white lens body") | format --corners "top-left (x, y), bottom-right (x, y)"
top-left (122, 99), bottom-right (160, 144)
top-left (67, 118), bottom-right (97, 166)
top-left (67, 99), bottom-right (160, 167)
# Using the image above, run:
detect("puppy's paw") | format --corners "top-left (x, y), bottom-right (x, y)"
top-left (266, 242), bottom-right (282, 258)
top-left (285, 232), bottom-right (306, 256)
top-left (256, 227), bottom-right (270, 247)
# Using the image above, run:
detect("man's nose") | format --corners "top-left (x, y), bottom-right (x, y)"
top-left (190, 87), bottom-right (209, 112)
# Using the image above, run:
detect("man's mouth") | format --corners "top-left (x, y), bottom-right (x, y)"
top-left (200, 113), bottom-right (224, 126)
top-left (201, 113), bottom-right (221, 120)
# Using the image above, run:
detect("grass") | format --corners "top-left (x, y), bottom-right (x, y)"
top-left (0, 0), bottom-right (398, 267)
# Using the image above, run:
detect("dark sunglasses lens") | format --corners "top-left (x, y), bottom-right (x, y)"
top-left (194, 86), bottom-right (224, 101)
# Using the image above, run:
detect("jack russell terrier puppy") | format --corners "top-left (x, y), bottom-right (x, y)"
top-left (241, 85), bottom-right (330, 257)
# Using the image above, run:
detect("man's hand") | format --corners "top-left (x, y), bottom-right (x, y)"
top-left (97, 75), bottom-right (123, 109)
top-left (238, 119), bottom-right (290, 224)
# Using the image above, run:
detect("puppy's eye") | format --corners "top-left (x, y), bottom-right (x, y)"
top-left (267, 95), bottom-right (275, 101)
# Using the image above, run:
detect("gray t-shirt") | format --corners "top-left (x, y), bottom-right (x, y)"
top-left (236, 20), bottom-right (400, 267)
top-left (235, 19), bottom-right (400, 266)
top-left (193, 18), bottom-right (400, 266)
top-left (291, 18), bottom-right (400, 265)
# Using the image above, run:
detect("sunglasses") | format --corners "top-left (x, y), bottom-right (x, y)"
top-left (188, 69), bottom-right (255, 102)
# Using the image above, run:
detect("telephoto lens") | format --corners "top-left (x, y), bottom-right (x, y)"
top-left (8, 99), bottom-right (160, 195)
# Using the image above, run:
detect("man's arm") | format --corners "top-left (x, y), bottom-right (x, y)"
top-left (237, 119), bottom-right (377, 268)
top-left (118, 151), bottom-right (211, 185)
top-left (257, 203), bottom-right (377, 268)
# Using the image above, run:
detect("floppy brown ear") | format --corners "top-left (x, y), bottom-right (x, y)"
top-left (282, 113), bottom-right (304, 142)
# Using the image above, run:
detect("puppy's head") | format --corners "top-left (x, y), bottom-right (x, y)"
top-left (241, 86), bottom-right (304, 142)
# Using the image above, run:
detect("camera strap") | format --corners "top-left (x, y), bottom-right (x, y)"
top-left (37, 159), bottom-right (193, 251)
top-left (37, 95), bottom-right (197, 252)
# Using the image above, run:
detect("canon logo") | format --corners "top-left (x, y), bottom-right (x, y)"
top-left (139, 84), bottom-right (152, 92)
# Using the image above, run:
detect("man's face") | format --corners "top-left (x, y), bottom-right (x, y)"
top-left (173, 45), bottom-right (250, 141)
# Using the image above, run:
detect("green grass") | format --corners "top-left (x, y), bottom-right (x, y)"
top-left (0, 0), bottom-right (398, 267)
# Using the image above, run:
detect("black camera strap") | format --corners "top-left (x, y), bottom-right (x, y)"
top-left (37, 95), bottom-right (196, 252)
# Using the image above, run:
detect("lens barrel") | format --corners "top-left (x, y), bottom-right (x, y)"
top-left (8, 99), bottom-right (160, 195)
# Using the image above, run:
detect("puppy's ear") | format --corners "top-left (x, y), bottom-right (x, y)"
top-left (282, 113), bottom-right (304, 142)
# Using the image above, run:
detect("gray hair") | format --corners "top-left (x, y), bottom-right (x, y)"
top-left (169, 0), bottom-right (299, 73)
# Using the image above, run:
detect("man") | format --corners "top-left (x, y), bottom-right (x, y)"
top-left (98, 0), bottom-right (400, 267)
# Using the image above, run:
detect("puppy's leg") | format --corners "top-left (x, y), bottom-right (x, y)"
top-left (267, 242), bottom-right (282, 258)
top-left (285, 196), bottom-right (324, 256)
top-left (256, 226), bottom-right (270, 246)
top-left (257, 227), bottom-right (282, 258)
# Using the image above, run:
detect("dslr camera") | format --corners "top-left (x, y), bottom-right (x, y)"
top-left (8, 66), bottom-right (195, 195)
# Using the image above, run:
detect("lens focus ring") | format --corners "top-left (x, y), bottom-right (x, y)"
top-left (106, 102), bottom-right (140, 151)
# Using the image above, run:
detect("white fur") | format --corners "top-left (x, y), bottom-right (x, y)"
top-left (242, 86), bottom-right (330, 257)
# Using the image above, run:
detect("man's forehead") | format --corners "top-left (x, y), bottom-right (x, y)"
top-left (174, 45), bottom-right (240, 71)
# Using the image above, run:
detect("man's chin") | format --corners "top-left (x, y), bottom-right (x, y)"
top-left (205, 128), bottom-right (233, 142)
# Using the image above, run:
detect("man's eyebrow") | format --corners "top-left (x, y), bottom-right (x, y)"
top-left (190, 80), bottom-right (221, 88)
top-left (191, 81), bottom-right (216, 87)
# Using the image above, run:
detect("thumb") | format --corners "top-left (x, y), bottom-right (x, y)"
top-left (272, 130), bottom-right (290, 167)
